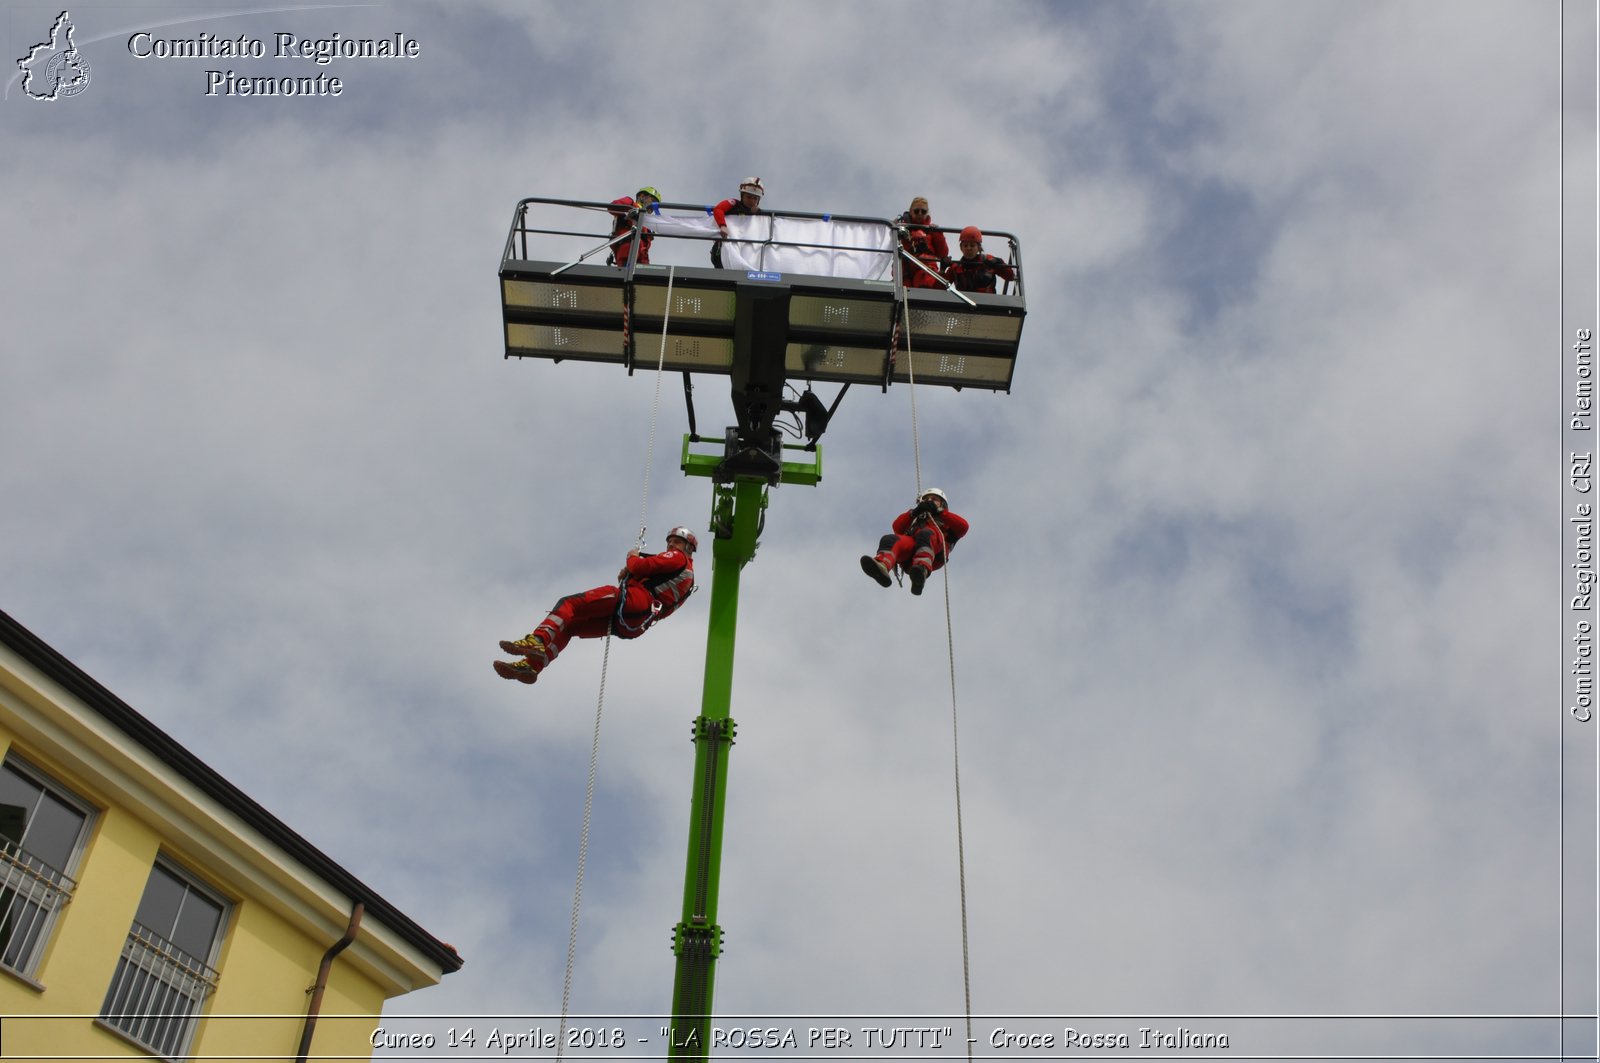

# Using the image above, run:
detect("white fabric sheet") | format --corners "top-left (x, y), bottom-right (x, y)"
top-left (639, 211), bottom-right (896, 280)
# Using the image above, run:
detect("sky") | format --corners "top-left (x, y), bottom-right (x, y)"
top-left (1, 0), bottom-right (1593, 1059)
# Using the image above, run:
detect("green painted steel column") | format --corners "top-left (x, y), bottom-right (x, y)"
top-left (668, 476), bottom-right (765, 1059)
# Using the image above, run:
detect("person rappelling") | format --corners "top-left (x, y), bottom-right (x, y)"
top-left (859, 488), bottom-right (969, 595)
top-left (494, 528), bottom-right (698, 685)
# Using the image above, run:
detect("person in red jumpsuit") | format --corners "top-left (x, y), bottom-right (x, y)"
top-left (710, 177), bottom-right (764, 268)
top-left (494, 527), bottom-right (698, 684)
top-left (859, 488), bottom-right (969, 596)
top-left (608, 185), bottom-right (661, 267)
top-left (896, 196), bottom-right (950, 290)
top-left (943, 226), bottom-right (1017, 293)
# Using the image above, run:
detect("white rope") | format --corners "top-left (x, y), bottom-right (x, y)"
top-left (940, 563), bottom-right (973, 1060)
top-left (557, 622), bottom-right (613, 1061)
top-left (558, 268), bottom-right (677, 1056)
top-left (900, 289), bottom-right (973, 1060)
top-left (900, 296), bottom-right (925, 497)
top-left (634, 266), bottom-right (677, 547)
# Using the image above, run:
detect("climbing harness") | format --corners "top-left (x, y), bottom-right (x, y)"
top-left (613, 598), bottom-right (662, 637)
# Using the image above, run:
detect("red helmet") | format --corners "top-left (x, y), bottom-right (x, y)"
top-left (667, 527), bottom-right (699, 553)
top-left (959, 226), bottom-right (983, 245)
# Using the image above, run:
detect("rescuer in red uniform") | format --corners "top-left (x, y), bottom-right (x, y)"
top-left (859, 489), bottom-right (969, 596)
top-left (943, 226), bottom-right (1016, 293)
top-left (494, 528), bottom-right (698, 684)
top-left (896, 196), bottom-right (950, 289)
top-left (608, 185), bottom-right (661, 267)
top-left (710, 177), bottom-right (764, 268)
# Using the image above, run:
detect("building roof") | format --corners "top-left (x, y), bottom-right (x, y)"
top-left (0, 608), bottom-right (463, 976)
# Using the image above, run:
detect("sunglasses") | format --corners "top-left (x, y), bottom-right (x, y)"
top-left (910, 208), bottom-right (929, 216)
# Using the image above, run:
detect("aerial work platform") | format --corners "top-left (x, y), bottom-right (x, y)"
top-left (498, 196), bottom-right (1027, 395)
top-left (496, 195), bottom-right (1024, 1058)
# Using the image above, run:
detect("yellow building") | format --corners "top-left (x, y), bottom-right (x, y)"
top-left (0, 609), bottom-right (462, 1061)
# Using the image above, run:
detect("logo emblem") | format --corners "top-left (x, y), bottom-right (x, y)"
top-left (17, 11), bottom-right (91, 101)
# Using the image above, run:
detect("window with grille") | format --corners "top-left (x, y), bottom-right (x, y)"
top-left (100, 861), bottom-right (226, 1060)
top-left (0, 758), bottom-right (92, 979)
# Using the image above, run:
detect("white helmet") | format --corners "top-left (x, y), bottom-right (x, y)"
top-left (667, 526), bottom-right (699, 553)
top-left (920, 487), bottom-right (948, 509)
top-left (738, 177), bottom-right (765, 199)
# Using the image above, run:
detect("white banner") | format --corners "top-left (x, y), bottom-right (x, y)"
top-left (640, 212), bottom-right (896, 280)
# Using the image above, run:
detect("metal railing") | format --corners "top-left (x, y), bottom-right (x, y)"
top-left (100, 921), bottom-right (221, 1061)
top-left (0, 840), bottom-right (75, 977)
top-left (500, 196), bottom-right (1024, 299)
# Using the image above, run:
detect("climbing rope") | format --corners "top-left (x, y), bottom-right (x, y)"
top-left (556, 622), bottom-right (613, 1062)
top-left (558, 268), bottom-right (678, 1057)
top-left (898, 288), bottom-right (974, 1059)
top-left (940, 565), bottom-right (973, 1062)
top-left (634, 266), bottom-right (677, 547)
top-left (899, 293), bottom-right (926, 497)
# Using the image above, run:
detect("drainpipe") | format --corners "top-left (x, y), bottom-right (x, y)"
top-left (296, 901), bottom-right (364, 1063)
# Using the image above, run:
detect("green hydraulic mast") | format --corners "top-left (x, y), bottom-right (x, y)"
top-left (668, 443), bottom-right (819, 1058)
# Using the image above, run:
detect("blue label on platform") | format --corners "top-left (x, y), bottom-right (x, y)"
top-left (745, 271), bottom-right (783, 282)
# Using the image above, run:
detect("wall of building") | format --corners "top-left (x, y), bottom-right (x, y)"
top-left (0, 722), bottom-right (392, 1061)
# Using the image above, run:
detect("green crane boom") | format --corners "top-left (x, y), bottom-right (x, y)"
top-left (668, 443), bottom-right (819, 1058)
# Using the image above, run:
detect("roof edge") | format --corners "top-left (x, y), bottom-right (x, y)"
top-left (0, 608), bottom-right (462, 976)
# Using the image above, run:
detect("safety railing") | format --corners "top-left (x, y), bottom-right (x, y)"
top-left (500, 196), bottom-right (1024, 300)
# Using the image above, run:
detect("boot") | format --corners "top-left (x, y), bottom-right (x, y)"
top-left (860, 555), bottom-right (893, 588)
top-left (499, 633), bottom-right (549, 662)
top-left (493, 659), bottom-right (539, 685)
top-left (909, 564), bottom-right (928, 596)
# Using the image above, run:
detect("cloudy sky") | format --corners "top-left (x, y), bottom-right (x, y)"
top-left (3, 1), bottom-right (1593, 1059)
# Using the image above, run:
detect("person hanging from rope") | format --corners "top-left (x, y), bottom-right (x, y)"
top-left (710, 177), bottom-right (765, 268)
top-left (859, 488), bottom-right (969, 596)
top-left (494, 527), bottom-right (698, 685)
top-left (607, 185), bottom-right (661, 267)
top-left (943, 226), bottom-right (1017, 293)
top-left (895, 196), bottom-right (950, 289)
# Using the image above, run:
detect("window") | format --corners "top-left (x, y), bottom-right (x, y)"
top-left (0, 757), bottom-right (92, 978)
top-left (101, 860), bottom-right (227, 1060)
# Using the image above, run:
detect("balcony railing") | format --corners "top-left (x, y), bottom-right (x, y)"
top-left (100, 921), bottom-right (221, 1061)
top-left (0, 840), bottom-right (75, 977)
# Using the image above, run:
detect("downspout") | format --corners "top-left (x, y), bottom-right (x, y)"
top-left (296, 901), bottom-right (364, 1063)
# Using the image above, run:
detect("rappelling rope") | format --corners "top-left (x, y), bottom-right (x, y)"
top-left (558, 267), bottom-right (677, 1058)
top-left (557, 623), bottom-right (611, 1062)
top-left (634, 265), bottom-right (677, 548)
top-left (940, 564), bottom-right (973, 1062)
top-left (900, 292), bottom-right (926, 497)
top-left (898, 287), bottom-right (974, 1060)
